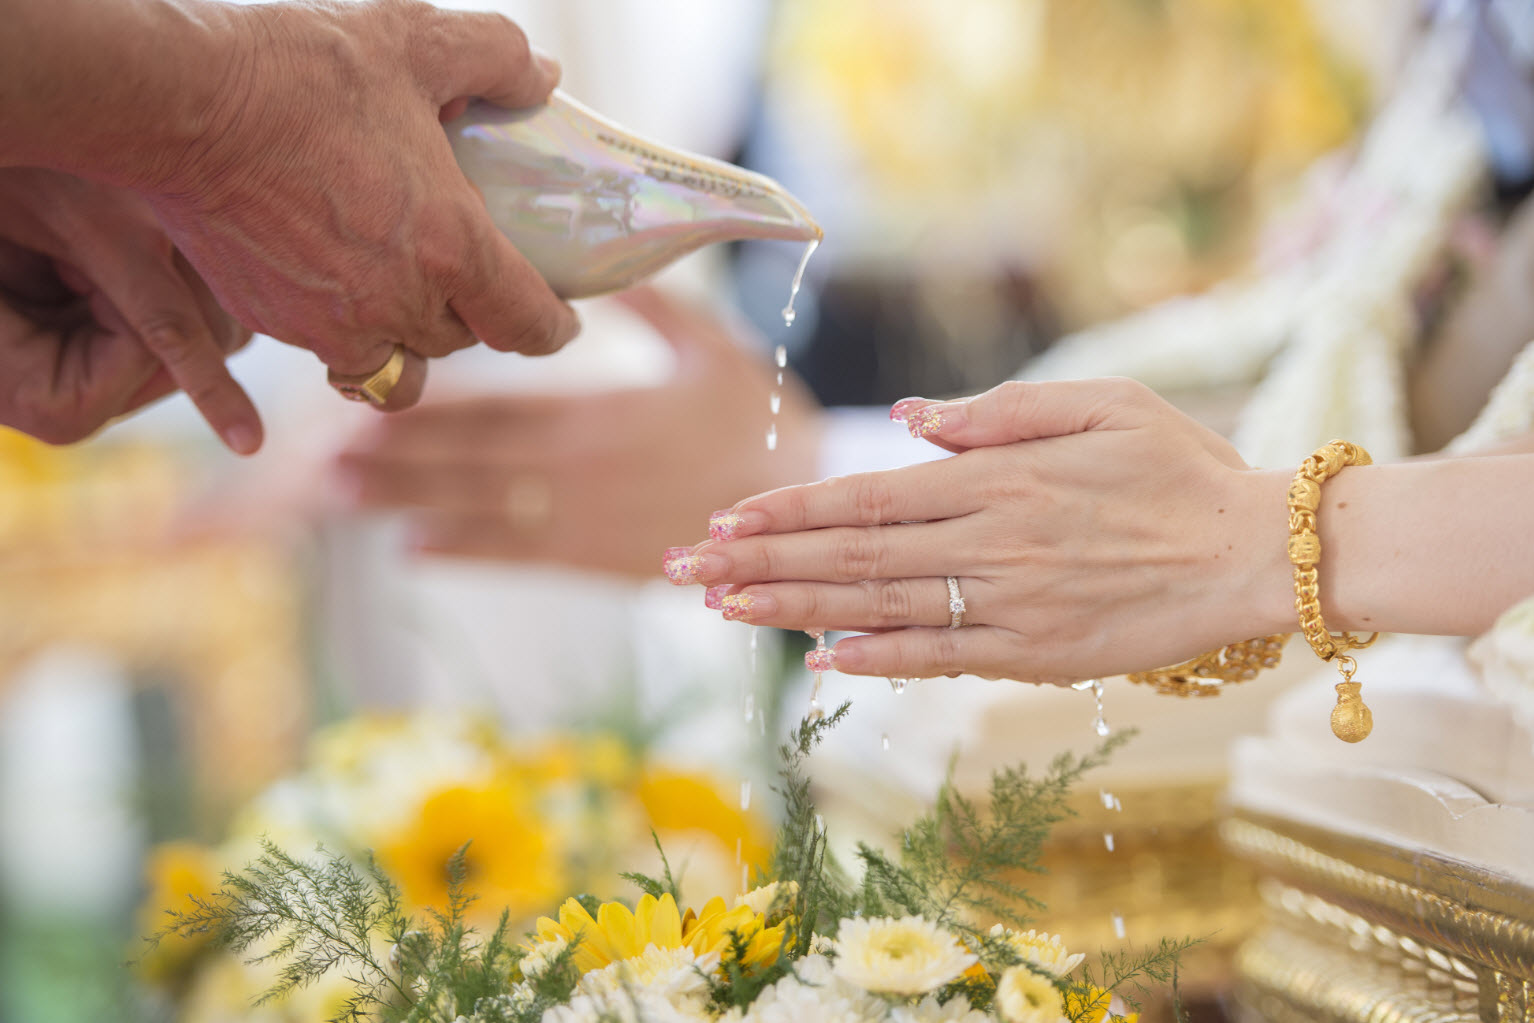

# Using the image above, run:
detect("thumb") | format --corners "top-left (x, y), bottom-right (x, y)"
top-left (893, 378), bottom-right (1156, 448)
top-left (423, 10), bottom-right (560, 108)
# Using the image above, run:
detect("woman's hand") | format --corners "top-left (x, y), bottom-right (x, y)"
top-left (671, 379), bottom-right (1296, 684)
top-left (336, 288), bottom-right (822, 579)
top-left (0, 168), bottom-right (254, 448)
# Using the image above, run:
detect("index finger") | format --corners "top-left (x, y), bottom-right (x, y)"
top-left (713, 457), bottom-right (982, 542)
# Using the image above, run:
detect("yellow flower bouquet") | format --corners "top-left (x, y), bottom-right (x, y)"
top-left (146, 708), bottom-right (1188, 1023)
top-left (138, 714), bottom-right (770, 1021)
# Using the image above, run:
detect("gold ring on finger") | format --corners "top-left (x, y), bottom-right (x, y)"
top-left (328, 344), bottom-right (406, 407)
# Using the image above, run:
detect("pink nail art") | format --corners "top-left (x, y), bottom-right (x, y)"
top-left (720, 593), bottom-right (757, 621)
top-left (888, 397), bottom-right (928, 423)
top-left (907, 405), bottom-right (945, 439)
top-left (704, 585), bottom-right (729, 610)
top-left (663, 546), bottom-right (693, 564)
top-left (805, 646), bottom-right (837, 672)
top-left (663, 553), bottom-right (705, 585)
top-left (709, 510), bottom-right (745, 542)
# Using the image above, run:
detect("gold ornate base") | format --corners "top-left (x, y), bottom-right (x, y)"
top-left (1224, 813), bottom-right (1534, 1023)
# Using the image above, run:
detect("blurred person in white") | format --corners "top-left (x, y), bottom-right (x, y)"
top-left (0, 0), bottom-right (579, 454)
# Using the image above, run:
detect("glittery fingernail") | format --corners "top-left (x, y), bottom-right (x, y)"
top-left (906, 405), bottom-right (946, 439)
top-left (663, 546), bottom-right (694, 564)
top-left (704, 585), bottom-right (729, 610)
top-left (888, 397), bottom-right (931, 423)
top-left (663, 553), bottom-right (706, 584)
top-left (720, 593), bottom-right (764, 621)
top-left (805, 646), bottom-right (837, 672)
top-left (709, 510), bottom-right (745, 542)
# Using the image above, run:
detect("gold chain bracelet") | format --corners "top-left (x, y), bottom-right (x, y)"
top-left (1287, 439), bottom-right (1377, 742)
top-left (1127, 439), bottom-right (1377, 743)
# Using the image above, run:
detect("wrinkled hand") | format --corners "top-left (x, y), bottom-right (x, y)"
top-left (675, 379), bottom-right (1294, 684)
top-left (141, 0), bottom-right (580, 409)
top-left (337, 288), bottom-right (821, 578)
top-left (0, 168), bottom-right (254, 447)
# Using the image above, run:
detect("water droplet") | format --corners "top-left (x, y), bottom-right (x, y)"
top-left (1112, 913), bottom-right (1127, 940)
top-left (1100, 790), bottom-right (1121, 812)
top-left (743, 692), bottom-right (755, 723)
top-left (881, 733), bottom-right (891, 752)
top-left (814, 813), bottom-right (825, 834)
top-left (780, 241), bottom-right (818, 327)
top-left (774, 344), bottom-right (788, 369)
top-left (770, 392), bottom-right (781, 415)
top-left (748, 627), bottom-right (759, 673)
top-left (765, 423), bottom-right (778, 451)
top-left (1069, 680), bottom-right (1097, 691)
top-left (1090, 679), bottom-right (1111, 737)
top-left (740, 780), bottom-right (752, 811)
top-left (888, 677), bottom-right (909, 694)
top-left (1103, 832), bottom-right (1115, 852)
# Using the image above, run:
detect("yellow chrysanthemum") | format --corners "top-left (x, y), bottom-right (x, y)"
top-left (1064, 986), bottom-right (1138, 1023)
top-left (636, 768), bottom-right (773, 869)
top-left (136, 842), bottom-right (218, 983)
top-left (379, 781), bottom-right (563, 919)
top-left (534, 892), bottom-right (786, 977)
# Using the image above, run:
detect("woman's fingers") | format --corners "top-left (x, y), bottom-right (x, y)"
top-left (896, 378), bottom-right (1159, 448)
top-left (339, 450), bottom-right (510, 511)
top-left (668, 518), bottom-right (975, 587)
top-left (722, 458), bottom-right (982, 540)
top-left (812, 626), bottom-right (1038, 683)
top-left (712, 576), bottom-right (962, 631)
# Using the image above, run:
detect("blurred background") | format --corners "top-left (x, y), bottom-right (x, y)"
top-left (4, 1), bottom-right (1533, 1021)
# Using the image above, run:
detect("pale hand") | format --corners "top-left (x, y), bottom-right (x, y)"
top-left (680, 379), bottom-right (1295, 684)
top-left (337, 288), bottom-right (821, 579)
top-left (0, 168), bottom-right (254, 448)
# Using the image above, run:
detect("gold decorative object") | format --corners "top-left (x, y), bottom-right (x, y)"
top-left (1224, 811), bottom-right (1534, 1022)
top-left (1127, 635), bottom-right (1289, 695)
top-left (1287, 439), bottom-right (1378, 742)
top-left (327, 344), bottom-right (407, 407)
top-left (1130, 440), bottom-right (1378, 747)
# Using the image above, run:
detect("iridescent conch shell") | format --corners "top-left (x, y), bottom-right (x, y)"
top-left (447, 92), bottom-right (822, 299)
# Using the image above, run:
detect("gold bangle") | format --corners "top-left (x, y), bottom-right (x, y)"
top-left (1287, 439), bottom-right (1377, 742)
top-left (1127, 440), bottom-right (1377, 746)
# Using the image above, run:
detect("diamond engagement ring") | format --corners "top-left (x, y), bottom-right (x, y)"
top-left (946, 576), bottom-right (967, 629)
top-left (327, 344), bottom-right (406, 407)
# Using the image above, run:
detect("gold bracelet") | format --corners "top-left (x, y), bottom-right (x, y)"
top-left (1128, 440), bottom-right (1377, 744)
top-left (1287, 439), bottom-right (1377, 742)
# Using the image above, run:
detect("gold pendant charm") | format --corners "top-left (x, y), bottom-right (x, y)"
top-left (1329, 657), bottom-right (1372, 742)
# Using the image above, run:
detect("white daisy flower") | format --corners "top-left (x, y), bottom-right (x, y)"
top-left (736, 954), bottom-right (887, 1023)
top-left (989, 925), bottom-right (1085, 977)
top-left (577, 945), bottom-right (720, 1010)
top-left (522, 934), bottom-right (569, 978)
top-left (832, 916), bottom-right (977, 996)
top-left (993, 966), bottom-right (1066, 1023)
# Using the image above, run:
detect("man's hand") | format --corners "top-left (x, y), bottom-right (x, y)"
top-left (139, 0), bottom-right (581, 408)
top-left (0, 168), bottom-right (254, 448)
